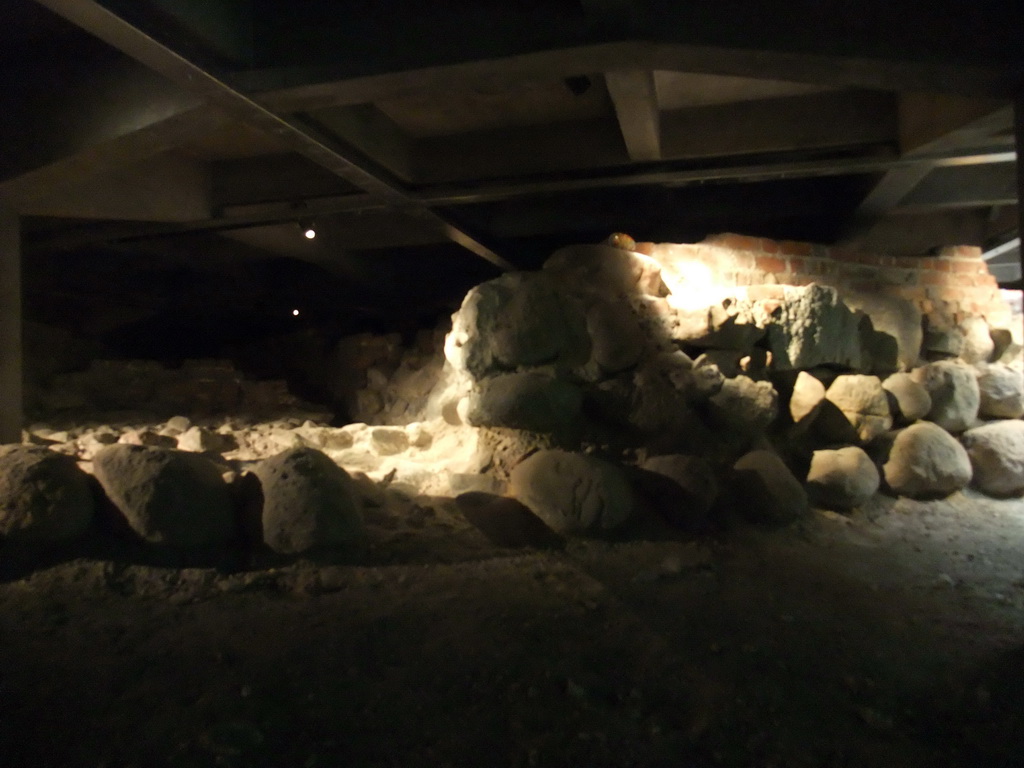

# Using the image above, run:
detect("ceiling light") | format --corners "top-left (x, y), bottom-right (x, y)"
top-left (299, 219), bottom-right (316, 239)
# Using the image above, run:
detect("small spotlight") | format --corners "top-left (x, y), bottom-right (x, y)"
top-left (292, 309), bottom-right (300, 317)
top-left (303, 226), bottom-right (316, 240)
top-left (299, 219), bottom-right (316, 239)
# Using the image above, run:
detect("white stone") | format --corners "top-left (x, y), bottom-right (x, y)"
top-left (882, 422), bottom-right (972, 499)
top-left (825, 374), bottom-right (893, 442)
top-left (961, 420), bottom-right (1024, 497)
top-left (790, 371), bottom-right (826, 422)
top-left (444, 272), bottom-right (590, 379)
top-left (976, 363), bottom-right (1024, 419)
top-left (959, 316), bottom-right (995, 364)
top-left (805, 446), bottom-right (879, 510)
top-left (510, 449), bottom-right (634, 535)
top-left (910, 361), bottom-right (980, 433)
top-left (543, 243), bottom-right (665, 296)
top-left (882, 372), bottom-right (931, 424)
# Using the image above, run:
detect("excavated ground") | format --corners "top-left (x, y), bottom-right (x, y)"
top-left (2, 488), bottom-right (1024, 767)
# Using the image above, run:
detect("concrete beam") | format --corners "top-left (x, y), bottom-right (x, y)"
top-left (605, 70), bottom-right (661, 162)
top-left (307, 104), bottom-right (417, 182)
top-left (1, 105), bottom-right (227, 212)
top-left (847, 101), bottom-right (1016, 241)
top-left (414, 90), bottom-right (896, 184)
top-left (243, 38), bottom-right (1018, 114)
top-left (1016, 98), bottom-right (1024, 280)
top-left (35, 0), bottom-right (512, 271)
top-left (19, 152), bottom-right (211, 221)
top-left (0, 50), bottom-right (204, 188)
top-left (896, 162), bottom-right (1018, 211)
top-left (0, 204), bottom-right (21, 443)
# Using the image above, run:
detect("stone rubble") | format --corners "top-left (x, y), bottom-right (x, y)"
top-left (4, 236), bottom-right (1024, 555)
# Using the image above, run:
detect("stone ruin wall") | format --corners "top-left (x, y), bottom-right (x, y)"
top-left (6, 232), bottom-right (1024, 555)
top-left (652, 233), bottom-right (1013, 337)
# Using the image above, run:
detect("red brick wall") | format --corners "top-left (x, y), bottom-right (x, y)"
top-left (640, 234), bottom-right (1013, 332)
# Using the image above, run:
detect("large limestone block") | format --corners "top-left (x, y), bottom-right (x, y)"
top-left (910, 361), bottom-right (980, 432)
top-left (444, 272), bottom-right (590, 379)
top-left (465, 372), bottom-right (583, 435)
top-left (959, 316), bottom-right (995, 364)
top-left (543, 243), bottom-right (665, 296)
top-left (93, 445), bottom-right (235, 546)
top-left (841, 290), bottom-right (922, 370)
top-left (805, 446), bottom-right (880, 510)
top-left (732, 450), bottom-right (809, 524)
top-left (708, 375), bottom-right (779, 433)
top-left (585, 298), bottom-right (644, 374)
top-left (667, 303), bottom-right (764, 350)
top-left (882, 422), bottom-right (972, 499)
top-left (765, 284), bottom-right (865, 371)
top-left (961, 421), bottom-right (1024, 497)
top-left (825, 374), bottom-right (893, 442)
top-left (789, 371), bottom-right (826, 422)
top-left (510, 449), bottom-right (634, 535)
top-left (882, 372), bottom-right (931, 425)
top-left (254, 447), bottom-right (364, 554)
top-left (976, 363), bottom-right (1024, 419)
top-left (0, 445), bottom-right (94, 543)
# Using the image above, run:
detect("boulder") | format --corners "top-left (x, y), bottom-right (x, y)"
top-left (840, 290), bottom-right (922, 370)
top-left (585, 298), bottom-right (645, 374)
top-left (543, 243), bottom-right (665, 296)
top-left (708, 375), bottom-right (779, 433)
top-left (455, 492), bottom-right (565, 549)
top-left (176, 426), bottom-right (234, 453)
top-left (805, 446), bottom-right (880, 510)
top-left (732, 450), bottom-right (809, 524)
top-left (668, 303), bottom-right (764, 350)
top-left (464, 372), bottom-right (583, 435)
top-left (444, 272), bottom-right (590, 379)
top-left (639, 454), bottom-right (718, 528)
top-left (976, 363), bottom-right (1024, 419)
top-left (825, 374), bottom-right (893, 442)
top-left (922, 323), bottom-right (964, 361)
top-left (961, 421), bottom-right (1024, 497)
top-left (788, 399), bottom-right (861, 448)
top-left (764, 284), bottom-right (865, 370)
top-left (92, 445), bottom-right (235, 546)
top-left (882, 372), bottom-right (931, 425)
top-left (789, 371), bottom-right (826, 422)
top-left (509, 449), bottom-right (634, 535)
top-left (882, 422), bottom-right (972, 499)
top-left (910, 361), bottom-right (980, 432)
top-left (959, 316), bottom-right (995, 364)
top-left (254, 447), bottom-right (364, 554)
top-left (0, 445), bottom-right (94, 543)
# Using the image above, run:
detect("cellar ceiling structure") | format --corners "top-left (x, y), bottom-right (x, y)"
top-left (0, 0), bottom-right (1022, 281)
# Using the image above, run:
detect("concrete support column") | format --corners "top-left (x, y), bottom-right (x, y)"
top-left (0, 202), bottom-right (22, 443)
top-left (1017, 98), bottom-right (1024, 281)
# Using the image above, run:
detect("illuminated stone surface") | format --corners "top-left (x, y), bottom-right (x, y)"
top-left (883, 422), bottom-right (972, 499)
top-left (961, 421), bottom-right (1024, 497)
top-left (806, 446), bottom-right (880, 510)
top-left (882, 372), bottom-right (931, 425)
top-left (911, 361), bottom-right (980, 433)
top-left (975, 363), bottom-right (1024, 419)
top-left (825, 374), bottom-right (893, 443)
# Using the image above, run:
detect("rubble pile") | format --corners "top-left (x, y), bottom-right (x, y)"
top-left (4, 238), bottom-right (1023, 557)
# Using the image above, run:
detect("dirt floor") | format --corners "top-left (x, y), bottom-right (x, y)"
top-left (2, 488), bottom-right (1024, 768)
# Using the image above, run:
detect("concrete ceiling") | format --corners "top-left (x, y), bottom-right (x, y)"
top-left (1, 0), bottom-right (1021, 281)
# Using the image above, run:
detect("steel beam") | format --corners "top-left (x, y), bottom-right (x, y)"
top-left (32, 0), bottom-right (513, 271)
top-left (605, 70), bottom-right (661, 162)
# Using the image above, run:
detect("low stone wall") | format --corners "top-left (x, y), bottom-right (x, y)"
top-left (642, 234), bottom-right (1014, 334)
